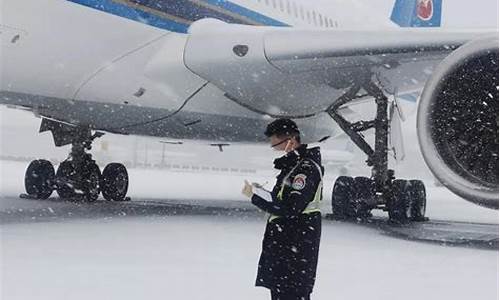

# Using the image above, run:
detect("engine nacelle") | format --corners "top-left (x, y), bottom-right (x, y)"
top-left (417, 36), bottom-right (499, 209)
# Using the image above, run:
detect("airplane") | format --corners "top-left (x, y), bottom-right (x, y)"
top-left (0, 0), bottom-right (498, 224)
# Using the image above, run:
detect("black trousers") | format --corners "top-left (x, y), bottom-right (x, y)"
top-left (271, 291), bottom-right (311, 300)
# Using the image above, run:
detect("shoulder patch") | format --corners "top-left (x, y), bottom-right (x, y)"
top-left (292, 174), bottom-right (307, 190)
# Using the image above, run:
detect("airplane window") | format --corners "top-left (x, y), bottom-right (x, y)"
top-left (319, 13), bottom-right (323, 27)
top-left (286, 1), bottom-right (291, 14)
top-left (306, 11), bottom-right (311, 24)
top-left (292, 2), bottom-right (298, 18)
top-left (329, 19), bottom-right (334, 28)
top-left (312, 11), bottom-right (317, 26)
top-left (279, 0), bottom-right (284, 12)
top-left (272, 0), bottom-right (276, 9)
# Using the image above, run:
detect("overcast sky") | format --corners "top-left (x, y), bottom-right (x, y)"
top-left (314, 0), bottom-right (498, 28)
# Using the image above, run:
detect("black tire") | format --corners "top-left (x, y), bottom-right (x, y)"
top-left (24, 159), bottom-right (55, 199)
top-left (388, 179), bottom-right (413, 223)
top-left (101, 163), bottom-right (128, 201)
top-left (332, 176), bottom-right (355, 219)
top-left (83, 162), bottom-right (101, 202)
top-left (409, 180), bottom-right (426, 221)
top-left (56, 160), bottom-right (77, 199)
top-left (353, 176), bottom-right (374, 218)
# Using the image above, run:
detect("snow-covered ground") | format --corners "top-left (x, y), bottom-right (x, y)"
top-left (1, 159), bottom-right (498, 300)
top-left (1, 212), bottom-right (497, 300)
top-left (1, 159), bottom-right (498, 224)
top-left (1, 98), bottom-right (498, 300)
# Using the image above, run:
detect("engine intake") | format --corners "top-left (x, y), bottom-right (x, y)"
top-left (417, 36), bottom-right (499, 209)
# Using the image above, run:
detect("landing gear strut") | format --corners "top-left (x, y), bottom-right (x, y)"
top-left (53, 128), bottom-right (102, 201)
top-left (23, 122), bottom-right (129, 202)
top-left (327, 79), bottom-right (427, 223)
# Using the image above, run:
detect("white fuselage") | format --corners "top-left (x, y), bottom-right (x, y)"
top-left (0, 0), bottom-right (401, 143)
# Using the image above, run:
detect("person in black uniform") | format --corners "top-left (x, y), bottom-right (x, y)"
top-left (242, 118), bottom-right (324, 300)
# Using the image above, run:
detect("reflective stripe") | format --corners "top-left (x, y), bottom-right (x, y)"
top-left (276, 161), bottom-right (302, 201)
top-left (268, 159), bottom-right (323, 223)
top-left (303, 176), bottom-right (323, 214)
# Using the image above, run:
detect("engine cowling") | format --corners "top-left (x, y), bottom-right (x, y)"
top-left (417, 36), bottom-right (499, 209)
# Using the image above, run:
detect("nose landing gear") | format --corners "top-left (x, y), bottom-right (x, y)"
top-left (101, 163), bottom-right (129, 202)
top-left (22, 122), bottom-right (129, 202)
top-left (24, 159), bottom-right (56, 200)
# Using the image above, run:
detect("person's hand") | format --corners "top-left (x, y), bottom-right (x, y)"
top-left (242, 180), bottom-right (254, 199)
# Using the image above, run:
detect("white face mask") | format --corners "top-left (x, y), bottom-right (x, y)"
top-left (271, 140), bottom-right (292, 157)
top-left (270, 148), bottom-right (285, 159)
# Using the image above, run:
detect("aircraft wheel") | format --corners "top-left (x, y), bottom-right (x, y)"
top-left (388, 179), bottom-right (413, 223)
top-left (56, 160), bottom-right (77, 199)
top-left (83, 162), bottom-right (101, 202)
top-left (101, 163), bottom-right (128, 201)
top-left (24, 159), bottom-right (55, 200)
top-left (354, 176), bottom-right (374, 218)
top-left (409, 180), bottom-right (427, 221)
top-left (332, 176), bottom-right (356, 219)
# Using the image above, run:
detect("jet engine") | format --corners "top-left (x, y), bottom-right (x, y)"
top-left (417, 36), bottom-right (499, 209)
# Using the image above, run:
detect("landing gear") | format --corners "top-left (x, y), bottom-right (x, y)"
top-left (55, 160), bottom-right (77, 199)
top-left (55, 159), bottom-right (101, 202)
top-left (23, 120), bottom-right (129, 202)
top-left (101, 163), bottom-right (129, 201)
top-left (331, 176), bottom-right (355, 219)
top-left (388, 179), bottom-right (413, 223)
top-left (327, 78), bottom-right (428, 224)
top-left (24, 159), bottom-right (55, 200)
top-left (353, 176), bottom-right (374, 218)
top-left (409, 180), bottom-right (426, 221)
top-left (332, 176), bottom-right (373, 219)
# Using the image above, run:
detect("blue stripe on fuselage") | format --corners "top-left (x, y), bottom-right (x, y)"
top-left (202, 0), bottom-right (288, 27)
top-left (69, 0), bottom-right (190, 32)
top-left (132, 0), bottom-right (249, 25)
top-left (67, 0), bottom-right (288, 33)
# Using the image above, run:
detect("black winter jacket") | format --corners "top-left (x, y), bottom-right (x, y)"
top-left (251, 144), bottom-right (323, 294)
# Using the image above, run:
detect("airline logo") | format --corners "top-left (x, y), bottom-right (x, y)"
top-left (416, 0), bottom-right (433, 21)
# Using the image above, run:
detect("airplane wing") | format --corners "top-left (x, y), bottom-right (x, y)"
top-left (173, 19), bottom-right (496, 119)
top-left (176, 20), bottom-right (499, 209)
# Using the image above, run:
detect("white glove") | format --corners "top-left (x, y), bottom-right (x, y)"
top-left (242, 180), bottom-right (254, 199)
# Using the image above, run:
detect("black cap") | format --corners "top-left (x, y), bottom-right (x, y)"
top-left (264, 118), bottom-right (300, 137)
